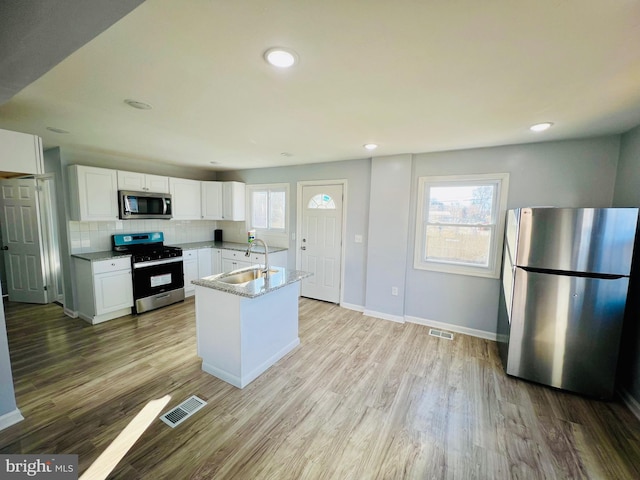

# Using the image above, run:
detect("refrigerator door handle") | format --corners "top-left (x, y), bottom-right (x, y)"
top-left (518, 266), bottom-right (626, 280)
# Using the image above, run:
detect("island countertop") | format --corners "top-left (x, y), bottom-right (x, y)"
top-left (192, 266), bottom-right (311, 299)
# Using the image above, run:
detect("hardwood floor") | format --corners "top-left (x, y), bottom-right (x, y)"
top-left (2, 298), bottom-right (640, 479)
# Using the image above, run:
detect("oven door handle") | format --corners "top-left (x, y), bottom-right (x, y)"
top-left (133, 256), bottom-right (184, 269)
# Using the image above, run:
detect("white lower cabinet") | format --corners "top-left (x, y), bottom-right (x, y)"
top-left (212, 248), bottom-right (222, 274)
top-left (183, 250), bottom-right (199, 296)
top-left (74, 256), bottom-right (133, 324)
top-left (220, 248), bottom-right (288, 273)
top-left (184, 247), bottom-right (217, 297)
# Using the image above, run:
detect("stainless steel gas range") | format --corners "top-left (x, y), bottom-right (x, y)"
top-left (112, 232), bottom-right (184, 314)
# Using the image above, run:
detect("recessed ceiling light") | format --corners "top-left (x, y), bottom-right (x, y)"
top-left (209, 161), bottom-right (219, 165)
top-left (124, 99), bottom-right (153, 110)
top-left (280, 152), bottom-right (293, 157)
top-left (46, 127), bottom-right (70, 134)
top-left (264, 47), bottom-right (298, 68)
top-left (363, 143), bottom-right (378, 151)
top-left (530, 122), bottom-right (553, 132)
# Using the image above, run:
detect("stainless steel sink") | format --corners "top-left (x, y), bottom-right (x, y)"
top-left (218, 268), bottom-right (278, 285)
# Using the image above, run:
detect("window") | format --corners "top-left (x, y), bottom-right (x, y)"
top-left (414, 173), bottom-right (509, 278)
top-left (307, 193), bottom-right (336, 209)
top-left (247, 183), bottom-right (288, 234)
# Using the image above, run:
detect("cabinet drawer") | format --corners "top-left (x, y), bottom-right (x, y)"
top-left (221, 249), bottom-right (247, 260)
top-left (93, 257), bottom-right (131, 274)
top-left (182, 249), bottom-right (198, 259)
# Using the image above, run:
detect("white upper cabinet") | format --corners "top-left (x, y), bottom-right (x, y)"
top-left (0, 128), bottom-right (44, 175)
top-left (223, 181), bottom-right (245, 221)
top-left (169, 177), bottom-right (201, 220)
top-left (68, 165), bottom-right (119, 221)
top-left (117, 170), bottom-right (169, 193)
top-left (201, 181), bottom-right (223, 220)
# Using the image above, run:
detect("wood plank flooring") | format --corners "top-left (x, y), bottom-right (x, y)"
top-left (1, 298), bottom-right (640, 479)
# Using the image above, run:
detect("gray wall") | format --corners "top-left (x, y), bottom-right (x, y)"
top-left (611, 124), bottom-right (640, 404)
top-left (365, 155), bottom-right (412, 318)
top-left (218, 158), bottom-right (371, 307)
top-left (405, 136), bottom-right (621, 333)
top-left (0, 283), bottom-right (19, 421)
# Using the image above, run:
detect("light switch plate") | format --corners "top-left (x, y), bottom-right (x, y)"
top-left (354, 234), bottom-right (363, 243)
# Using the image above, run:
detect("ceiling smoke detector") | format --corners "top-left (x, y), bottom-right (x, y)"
top-left (264, 47), bottom-right (298, 68)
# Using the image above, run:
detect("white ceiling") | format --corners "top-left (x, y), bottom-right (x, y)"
top-left (1, 0), bottom-right (640, 172)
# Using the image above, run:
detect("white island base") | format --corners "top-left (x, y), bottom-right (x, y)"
top-left (195, 281), bottom-right (300, 388)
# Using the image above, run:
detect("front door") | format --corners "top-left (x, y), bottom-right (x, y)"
top-left (299, 184), bottom-right (343, 303)
top-left (0, 178), bottom-right (48, 303)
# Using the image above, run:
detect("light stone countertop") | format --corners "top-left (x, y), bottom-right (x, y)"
top-left (71, 251), bottom-right (131, 262)
top-left (192, 266), bottom-right (311, 298)
top-left (169, 240), bottom-right (287, 254)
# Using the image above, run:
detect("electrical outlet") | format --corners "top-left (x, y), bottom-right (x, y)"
top-left (391, 286), bottom-right (398, 296)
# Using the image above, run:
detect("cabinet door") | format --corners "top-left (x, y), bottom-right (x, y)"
top-left (117, 170), bottom-right (145, 191)
top-left (94, 270), bottom-right (133, 314)
top-left (222, 182), bottom-right (245, 221)
top-left (201, 182), bottom-right (223, 220)
top-left (198, 248), bottom-right (213, 278)
top-left (212, 249), bottom-right (222, 274)
top-left (0, 128), bottom-right (43, 175)
top-left (145, 174), bottom-right (170, 194)
top-left (69, 165), bottom-right (119, 221)
top-left (170, 178), bottom-right (202, 220)
top-left (183, 257), bottom-right (199, 295)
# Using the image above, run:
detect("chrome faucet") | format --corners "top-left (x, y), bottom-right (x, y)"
top-left (245, 238), bottom-right (270, 275)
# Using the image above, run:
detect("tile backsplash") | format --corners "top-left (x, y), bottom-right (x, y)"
top-left (68, 220), bottom-right (219, 254)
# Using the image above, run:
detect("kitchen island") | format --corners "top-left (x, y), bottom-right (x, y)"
top-left (192, 266), bottom-right (311, 388)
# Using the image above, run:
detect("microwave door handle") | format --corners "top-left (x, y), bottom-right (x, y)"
top-left (124, 196), bottom-right (131, 215)
top-left (163, 198), bottom-right (168, 215)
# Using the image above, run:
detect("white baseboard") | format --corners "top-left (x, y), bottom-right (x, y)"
top-left (63, 307), bottom-right (78, 318)
top-left (363, 309), bottom-right (405, 323)
top-left (340, 302), bottom-right (364, 313)
top-left (405, 315), bottom-right (497, 341)
top-left (0, 408), bottom-right (24, 431)
top-left (618, 387), bottom-right (640, 422)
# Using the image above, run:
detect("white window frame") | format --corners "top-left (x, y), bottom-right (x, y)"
top-left (413, 173), bottom-right (509, 278)
top-left (246, 183), bottom-right (289, 240)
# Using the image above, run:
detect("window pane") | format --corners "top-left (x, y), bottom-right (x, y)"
top-left (269, 191), bottom-right (286, 229)
top-left (425, 225), bottom-right (492, 266)
top-left (428, 185), bottom-right (494, 224)
top-left (308, 193), bottom-right (336, 209)
top-left (251, 191), bottom-right (268, 229)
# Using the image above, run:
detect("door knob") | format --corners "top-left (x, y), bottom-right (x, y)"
top-left (301, 246), bottom-right (306, 251)
top-left (1, 246), bottom-right (7, 250)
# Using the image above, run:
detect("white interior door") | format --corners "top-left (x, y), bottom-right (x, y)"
top-left (299, 184), bottom-right (343, 303)
top-left (0, 178), bottom-right (48, 303)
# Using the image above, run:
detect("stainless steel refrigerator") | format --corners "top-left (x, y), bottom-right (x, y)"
top-left (497, 207), bottom-right (639, 399)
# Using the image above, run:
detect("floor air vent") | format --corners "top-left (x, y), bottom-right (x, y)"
top-left (159, 395), bottom-right (207, 428)
top-left (429, 328), bottom-right (454, 340)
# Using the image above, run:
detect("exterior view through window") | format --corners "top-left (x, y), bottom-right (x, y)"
top-left (248, 184), bottom-right (288, 233)
top-left (414, 173), bottom-right (509, 278)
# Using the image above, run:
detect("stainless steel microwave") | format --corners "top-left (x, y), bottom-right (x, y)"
top-left (119, 190), bottom-right (172, 220)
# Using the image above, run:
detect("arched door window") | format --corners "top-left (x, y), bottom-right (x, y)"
top-left (307, 193), bottom-right (336, 209)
